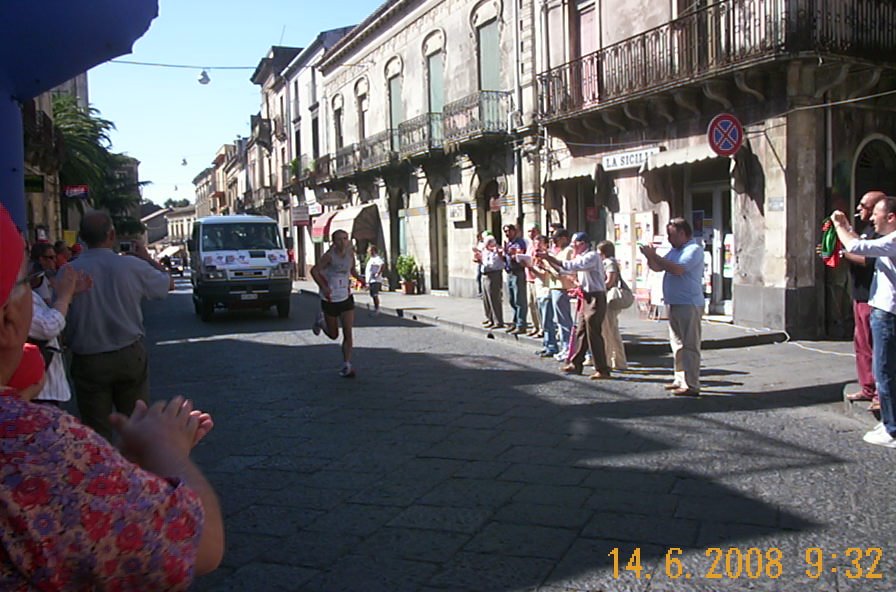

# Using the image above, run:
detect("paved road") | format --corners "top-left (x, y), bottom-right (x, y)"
top-left (142, 289), bottom-right (890, 591)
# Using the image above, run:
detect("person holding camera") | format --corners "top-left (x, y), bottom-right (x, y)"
top-left (65, 211), bottom-right (174, 441)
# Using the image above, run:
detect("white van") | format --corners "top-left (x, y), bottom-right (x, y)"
top-left (188, 215), bottom-right (292, 321)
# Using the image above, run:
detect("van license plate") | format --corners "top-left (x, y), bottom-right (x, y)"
top-left (241, 293), bottom-right (258, 301)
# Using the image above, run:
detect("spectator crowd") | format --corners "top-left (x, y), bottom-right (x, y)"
top-left (0, 206), bottom-right (223, 589)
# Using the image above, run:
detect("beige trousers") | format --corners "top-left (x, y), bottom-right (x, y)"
top-left (527, 281), bottom-right (541, 332)
top-left (668, 304), bottom-right (702, 390)
top-left (601, 308), bottom-right (627, 370)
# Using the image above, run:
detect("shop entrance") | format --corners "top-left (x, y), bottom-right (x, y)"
top-left (430, 189), bottom-right (449, 289)
top-left (686, 183), bottom-right (732, 315)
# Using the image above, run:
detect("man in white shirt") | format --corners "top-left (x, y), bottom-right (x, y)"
top-left (539, 232), bottom-right (611, 379)
top-left (364, 245), bottom-right (385, 316)
top-left (833, 196), bottom-right (896, 448)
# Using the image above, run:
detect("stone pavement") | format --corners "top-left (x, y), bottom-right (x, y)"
top-left (292, 280), bottom-right (789, 354)
top-left (136, 287), bottom-right (891, 592)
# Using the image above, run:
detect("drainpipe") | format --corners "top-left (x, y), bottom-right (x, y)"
top-left (512, 0), bottom-right (525, 226)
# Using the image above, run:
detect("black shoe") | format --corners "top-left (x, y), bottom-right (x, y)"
top-left (539, 350), bottom-right (558, 358)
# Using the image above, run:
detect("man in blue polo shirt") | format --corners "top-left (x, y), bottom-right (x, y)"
top-left (640, 218), bottom-right (705, 396)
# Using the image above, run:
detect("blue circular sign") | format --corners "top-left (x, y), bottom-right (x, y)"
top-left (707, 113), bottom-right (744, 157)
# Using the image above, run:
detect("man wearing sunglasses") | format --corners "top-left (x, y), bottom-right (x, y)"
top-left (29, 242), bottom-right (57, 303)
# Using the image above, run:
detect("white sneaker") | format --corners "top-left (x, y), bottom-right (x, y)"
top-left (869, 422), bottom-right (886, 434)
top-left (339, 362), bottom-right (355, 378)
top-left (862, 426), bottom-right (896, 448)
top-left (312, 312), bottom-right (324, 336)
top-left (553, 351), bottom-right (568, 362)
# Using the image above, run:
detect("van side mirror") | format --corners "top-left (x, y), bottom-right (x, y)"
top-left (187, 239), bottom-right (195, 252)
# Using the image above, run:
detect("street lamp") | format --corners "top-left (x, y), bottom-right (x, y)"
top-left (197, 69), bottom-right (210, 85)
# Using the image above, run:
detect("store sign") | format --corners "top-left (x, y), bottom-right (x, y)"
top-left (447, 203), bottom-right (468, 222)
top-left (307, 202), bottom-right (323, 216)
top-left (291, 204), bottom-right (310, 226)
top-left (64, 184), bottom-right (89, 199)
top-left (318, 191), bottom-right (349, 206)
top-left (601, 147), bottom-right (660, 171)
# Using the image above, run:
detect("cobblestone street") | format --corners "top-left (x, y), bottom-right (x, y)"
top-left (144, 290), bottom-right (891, 592)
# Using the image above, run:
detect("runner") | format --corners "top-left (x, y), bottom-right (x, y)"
top-left (365, 245), bottom-right (385, 316)
top-left (310, 230), bottom-right (364, 377)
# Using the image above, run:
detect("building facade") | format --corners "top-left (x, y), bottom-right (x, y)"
top-left (537, 0), bottom-right (896, 337)
top-left (308, 0), bottom-right (540, 296)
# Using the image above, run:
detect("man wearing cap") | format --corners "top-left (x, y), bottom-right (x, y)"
top-left (66, 211), bottom-right (173, 440)
top-left (538, 231), bottom-right (612, 379)
top-left (640, 218), bottom-right (705, 397)
top-left (502, 224), bottom-right (529, 334)
top-left (524, 222), bottom-right (542, 337)
top-left (0, 204), bottom-right (223, 588)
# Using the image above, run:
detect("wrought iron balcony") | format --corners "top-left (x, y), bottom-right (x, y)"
top-left (398, 113), bottom-right (444, 158)
top-left (443, 91), bottom-right (512, 144)
top-left (335, 144), bottom-right (359, 177)
top-left (538, 0), bottom-right (896, 121)
top-left (359, 130), bottom-right (397, 171)
top-left (23, 108), bottom-right (62, 172)
top-left (314, 154), bottom-right (333, 183)
top-left (272, 114), bottom-right (287, 140)
top-left (251, 116), bottom-right (272, 150)
top-left (296, 154), bottom-right (313, 181)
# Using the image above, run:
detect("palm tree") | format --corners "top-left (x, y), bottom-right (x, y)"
top-left (52, 94), bottom-right (147, 232)
top-left (52, 94), bottom-right (114, 196)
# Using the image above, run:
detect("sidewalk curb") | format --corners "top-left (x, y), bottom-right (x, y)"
top-left (296, 288), bottom-right (787, 353)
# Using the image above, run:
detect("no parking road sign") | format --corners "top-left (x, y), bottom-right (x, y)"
top-left (707, 113), bottom-right (744, 157)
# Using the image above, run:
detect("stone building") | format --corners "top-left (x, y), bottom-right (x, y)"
top-left (166, 204), bottom-right (196, 244)
top-left (282, 27), bottom-right (355, 278)
top-left (193, 167), bottom-right (214, 218)
top-left (537, 0), bottom-right (896, 337)
top-left (307, 0), bottom-right (541, 296)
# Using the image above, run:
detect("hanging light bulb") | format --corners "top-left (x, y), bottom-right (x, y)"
top-left (197, 69), bottom-right (210, 85)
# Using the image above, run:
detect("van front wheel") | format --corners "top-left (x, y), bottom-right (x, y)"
top-left (276, 299), bottom-right (290, 319)
top-left (199, 297), bottom-right (214, 322)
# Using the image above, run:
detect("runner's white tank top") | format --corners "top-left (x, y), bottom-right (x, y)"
top-left (323, 247), bottom-right (352, 302)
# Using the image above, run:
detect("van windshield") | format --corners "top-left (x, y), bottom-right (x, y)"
top-left (200, 223), bottom-right (282, 252)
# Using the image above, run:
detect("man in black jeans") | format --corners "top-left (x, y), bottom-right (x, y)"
top-left (502, 224), bottom-right (529, 334)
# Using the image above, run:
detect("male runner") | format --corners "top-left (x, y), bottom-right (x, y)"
top-left (310, 229), bottom-right (364, 377)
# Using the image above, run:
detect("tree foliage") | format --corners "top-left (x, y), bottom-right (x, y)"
top-left (164, 198), bottom-right (191, 208)
top-left (52, 94), bottom-right (147, 232)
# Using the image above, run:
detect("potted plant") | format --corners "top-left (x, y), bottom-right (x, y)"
top-left (395, 254), bottom-right (418, 294)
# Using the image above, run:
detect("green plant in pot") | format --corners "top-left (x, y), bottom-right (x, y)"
top-left (396, 254), bottom-right (417, 294)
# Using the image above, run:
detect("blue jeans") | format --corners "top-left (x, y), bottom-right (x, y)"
top-left (538, 294), bottom-right (557, 353)
top-left (506, 271), bottom-right (528, 329)
top-left (871, 308), bottom-right (896, 436)
top-left (551, 289), bottom-right (572, 354)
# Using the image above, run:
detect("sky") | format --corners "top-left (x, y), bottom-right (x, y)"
top-left (88, 0), bottom-right (379, 206)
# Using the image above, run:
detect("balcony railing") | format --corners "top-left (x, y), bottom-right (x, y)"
top-left (359, 130), bottom-right (397, 171)
top-left (314, 154), bottom-right (333, 183)
top-left (335, 144), bottom-right (359, 177)
top-left (251, 117), bottom-right (272, 149)
top-left (296, 154), bottom-right (312, 181)
top-left (398, 113), bottom-right (444, 158)
top-left (443, 91), bottom-right (512, 144)
top-left (539, 0), bottom-right (896, 120)
top-left (272, 114), bottom-right (287, 140)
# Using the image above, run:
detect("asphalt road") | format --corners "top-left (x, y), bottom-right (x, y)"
top-left (142, 285), bottom-right (891, 592)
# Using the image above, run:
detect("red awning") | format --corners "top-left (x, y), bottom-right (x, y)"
top-left (311, 210), bottom-right (339, 243)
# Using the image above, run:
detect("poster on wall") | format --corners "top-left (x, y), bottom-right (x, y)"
top-left (723, 233), bottom-right (735, 278)
top-left (692, 210), bottom-right (705, 239)
top-left (634, 212), bottom-right (654, 245)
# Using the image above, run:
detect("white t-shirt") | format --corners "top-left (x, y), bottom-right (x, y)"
top-left (365, 255), bottom-right (385, 284)
top-left (846, 230), bottom-right (896, 314)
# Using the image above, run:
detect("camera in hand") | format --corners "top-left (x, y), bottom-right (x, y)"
top-left (119, 240), bottom-right (133, 253)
